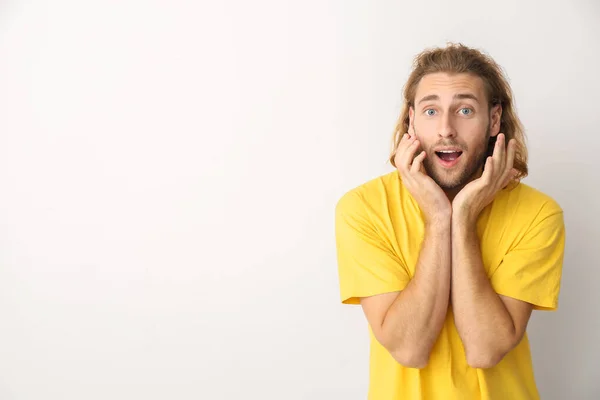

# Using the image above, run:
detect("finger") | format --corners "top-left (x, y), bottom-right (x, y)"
top-left (394, 133), bottom-right (411, 165)
top-left (395, 133), bottom-right (412, 155)
top-left (501, 168), bottom-right (517, 188)
top-left (498, 139), bottom-right (516, 187)
top-left (493, 133), bottom-right (506, 174)
top-left (504, 139), bottom-right (516, 177)
top-left (482, 156), bottom-right (494, 185)
top-left (500, 168), bottom-right (519, 189)
top-left (410, 150), bottom-right (427, 174)
top-left (399, 137), bottom-right (420, 171)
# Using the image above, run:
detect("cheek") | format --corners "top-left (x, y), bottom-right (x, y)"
top-left (456, 120), bottom-right (489, 140)
top-left (465, 137), bottom-right (490, 158)
top-left (455, 117), bottom-right (487, 131)
top-left (413, 118), bottom-right (436, 137)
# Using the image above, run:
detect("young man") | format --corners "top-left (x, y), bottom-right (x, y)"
top-left (335, 43), bottom-right (565, 400)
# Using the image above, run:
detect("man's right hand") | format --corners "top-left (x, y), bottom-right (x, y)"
top-left (394, 133), bottom-right (452, 225)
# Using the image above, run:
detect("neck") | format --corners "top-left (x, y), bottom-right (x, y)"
top-left (444, 187), bottom-right (462, 203)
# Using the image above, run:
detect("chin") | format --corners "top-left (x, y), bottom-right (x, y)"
top-left (429, 167), bottom-right (470, 191)
top-left (436, 178), bottom-right (465, 191)
top-left (427, 154), bottom-right (485, 191)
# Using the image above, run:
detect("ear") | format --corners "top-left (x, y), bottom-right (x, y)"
top-left (489, 104), bottom-right (502, 137)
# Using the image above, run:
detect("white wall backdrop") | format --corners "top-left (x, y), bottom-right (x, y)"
top-left (0, 1), bottom-right (598, 399)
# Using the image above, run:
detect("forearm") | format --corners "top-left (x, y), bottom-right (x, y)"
top-left (382, 220), bottom-right (451, 367)
top-left (451, 220), bottom-right (516, 368)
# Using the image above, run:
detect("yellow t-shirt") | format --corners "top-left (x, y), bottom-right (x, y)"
top-left (335, 171), bottom-right (565, 400)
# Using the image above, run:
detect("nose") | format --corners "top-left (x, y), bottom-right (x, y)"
top-left (438, 113), bottom-right (457, 138)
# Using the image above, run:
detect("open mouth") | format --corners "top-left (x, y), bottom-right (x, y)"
top-left (435, 150), bottom-right (463, 162)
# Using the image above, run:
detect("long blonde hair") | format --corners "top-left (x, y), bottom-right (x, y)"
top-left (389, 43), bottom-right (528, 181)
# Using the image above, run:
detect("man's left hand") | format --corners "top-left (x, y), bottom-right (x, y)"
top-left (452, 133), bottom-right (518, 225)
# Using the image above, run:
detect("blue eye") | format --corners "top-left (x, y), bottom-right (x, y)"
top-left (459, 108), bottom-right (472, 115)
top-left (425, 109), bottom-right (436, 116)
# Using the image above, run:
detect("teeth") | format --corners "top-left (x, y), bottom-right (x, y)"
top-left (438, 150), bottom-right (458, 153)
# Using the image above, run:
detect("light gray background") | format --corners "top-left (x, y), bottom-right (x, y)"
top-left (0, 1), bottom-right (598, 399)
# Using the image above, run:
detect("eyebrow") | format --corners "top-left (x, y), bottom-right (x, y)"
top-left (417, 93), bottom-right (481, 105)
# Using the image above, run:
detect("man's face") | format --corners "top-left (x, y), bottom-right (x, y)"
top-left (409, 72), bottom-right (501, 191)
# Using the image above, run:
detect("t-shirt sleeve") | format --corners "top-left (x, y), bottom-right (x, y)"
top-left (335, 191), bottom-right (411, 305)
top-left (489, 206), bottom-right (566, 311)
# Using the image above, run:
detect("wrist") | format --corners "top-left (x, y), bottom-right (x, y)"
top-left (452, 211), bottom-right (477, 233)
top-left (452, 202), bottom-right (478, 224)
top-left (425, 213), bottom-right (452, 233)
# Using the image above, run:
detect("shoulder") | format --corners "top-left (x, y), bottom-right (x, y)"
top-left (496, 182), bottom-right (564, 235)
top-left (335, 171), bottom-right (398, 215)
top-left (505, 182), bottom-right (563, 217)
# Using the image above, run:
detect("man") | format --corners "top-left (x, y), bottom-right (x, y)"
top-left (335, 43), bottom-right (565, 400)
